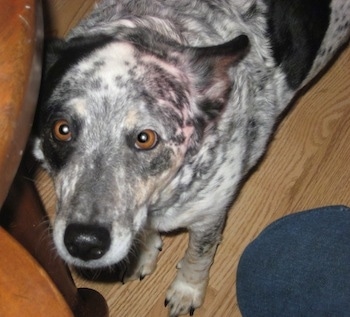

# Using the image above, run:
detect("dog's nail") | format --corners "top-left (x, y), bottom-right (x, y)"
top-left (121, 269), bottom-right (127, 284)
top-left (140, 274), bottom-right (145, 281)
top-left (189, 306), bottom-right (195, 316)
top-left (158, 247), bottom-right (163, 251)
top-left (164, 299), bottom-right (169, 307)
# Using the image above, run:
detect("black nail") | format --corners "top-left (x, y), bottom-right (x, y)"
top-left (164, 299), bottom-right (169, 307)
top-left (189, 306), bottom-right (195, 316)
top-left (121, 269), bottom-right (127, 284)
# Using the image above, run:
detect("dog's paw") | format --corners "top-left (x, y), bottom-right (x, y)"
top-left (164, 276), bottom-right (207, 317)
top-left (123, 232), bottom-right (163, 282)
top-left (125, 246), bottom-right (161, 281)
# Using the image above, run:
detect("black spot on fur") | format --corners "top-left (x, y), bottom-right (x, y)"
top-left (264, 0), bottom-right (331, 89)
top-left (195, 223), bottom-right (223, 256)
top-left (115, 75), bottom-right (123, 82)
top-left (247, 118), bottom-right (258, 143)
top-left (242, 2), bottom-right (259, 21)
top-left (171, 133), bottom-right (186, 145)
top-left (128, 68), bottom-right (136, 77)
top-left (199, 99), bottom-right (226, 121)
top-left (89, 78), bottom-right (103, 90)
top-left (149, 149), bottom-right (173, 176)
top-left (93, 60), bottom-right (105, 68)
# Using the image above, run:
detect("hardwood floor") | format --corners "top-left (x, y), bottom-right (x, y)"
top-left (37, 1), bottom-right (350, 316)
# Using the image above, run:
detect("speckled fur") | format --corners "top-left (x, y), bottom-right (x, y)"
top-left (34, 1), bottom-right (350, 316)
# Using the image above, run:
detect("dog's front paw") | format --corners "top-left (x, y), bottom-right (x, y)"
top-left (125, 245), bottom-right (161, 281)
top-left (123, 231), bottom-right (163, 282)
top-left (165, 276), bottom-right (208, 317)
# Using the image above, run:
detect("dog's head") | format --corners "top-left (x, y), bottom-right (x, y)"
top-left (34, 29), bottom-right (249, 268)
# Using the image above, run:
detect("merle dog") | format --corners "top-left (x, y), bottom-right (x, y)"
top-left (34, 0), bottom-right (350, 315)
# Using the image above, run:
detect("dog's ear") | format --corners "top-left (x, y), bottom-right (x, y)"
top-left (44, 34), bottom-right (114, 77)
top-left (178, 35), bottom-right (249, 156)
top-left (44, 38), bottom-right (67, 76)
top-left (185, 35), bottom-right (250, 120)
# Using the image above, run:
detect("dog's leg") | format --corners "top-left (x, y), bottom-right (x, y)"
top-left (125, 230), bottom-right (163, 282)
top-left (165, 223), bottom-right (223, 316)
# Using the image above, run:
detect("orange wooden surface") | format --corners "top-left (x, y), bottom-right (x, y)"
top-left (0, 227), bottom-right (73, 317)
top-left (0, 0), bottom-right (42, 206)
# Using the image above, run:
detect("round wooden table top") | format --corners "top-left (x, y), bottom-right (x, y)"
top-left (0, 0), bottom-right (42, 206)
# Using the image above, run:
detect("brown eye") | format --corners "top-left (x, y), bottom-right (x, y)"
top-left (135, 129), bottom-right (158, 150)
top-left (53, 119), bottom-right (72, 142)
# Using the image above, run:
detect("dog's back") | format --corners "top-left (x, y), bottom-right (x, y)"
top-left (264, 0), bottom-right (350, 88)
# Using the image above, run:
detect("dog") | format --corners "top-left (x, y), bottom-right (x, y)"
top-left (33, 0), bottom-right (350, 316)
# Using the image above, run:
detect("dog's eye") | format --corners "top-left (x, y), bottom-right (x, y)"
top-left (53, 120), bottom-right (72, 142)
top-left (135, 129), bottom-right (158, 150)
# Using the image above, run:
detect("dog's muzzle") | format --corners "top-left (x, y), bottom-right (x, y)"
top-left (64, 223), bottom-right (111, 261)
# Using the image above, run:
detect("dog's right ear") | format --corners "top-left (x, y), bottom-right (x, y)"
top-left (43, 34), bottom-right (115, 79)
top-left (44, 38), bottom-right (67, 76)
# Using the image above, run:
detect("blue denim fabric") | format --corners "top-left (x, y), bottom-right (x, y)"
top-left (236, 205), bottom-right (350, 317)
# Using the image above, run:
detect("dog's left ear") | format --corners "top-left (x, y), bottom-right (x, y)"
top-left (185, 35), bottom-right (249, 119)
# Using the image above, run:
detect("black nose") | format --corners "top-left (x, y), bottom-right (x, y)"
top-left (64, 224), bottom-right (111, 261)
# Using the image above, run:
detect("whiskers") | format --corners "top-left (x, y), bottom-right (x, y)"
top-left (34, 217), bottom-right (65, 265)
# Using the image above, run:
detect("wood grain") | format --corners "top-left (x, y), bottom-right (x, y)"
top-left (0, 228), bottom-right (73, 317)
top-left (37, 1), bottom-right (350, 316)
top-left (0, 0), bottom-right (42, 206)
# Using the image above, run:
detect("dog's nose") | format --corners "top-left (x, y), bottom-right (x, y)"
top-left (64, 224), bottom-right (111, 261)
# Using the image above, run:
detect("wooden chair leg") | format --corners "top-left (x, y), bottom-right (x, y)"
top-left (1, 154), bottom-right (109, 317)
